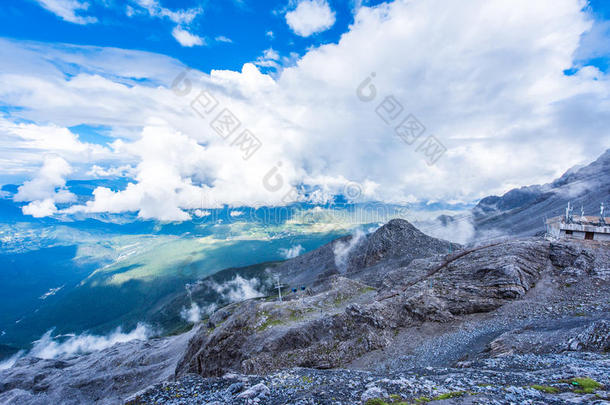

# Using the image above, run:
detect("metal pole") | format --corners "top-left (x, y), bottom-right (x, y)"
top-left (275, 276), bottom-right (283, 302)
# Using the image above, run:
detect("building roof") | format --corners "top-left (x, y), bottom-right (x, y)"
top-left (547, 216), bottom-right (610, 224)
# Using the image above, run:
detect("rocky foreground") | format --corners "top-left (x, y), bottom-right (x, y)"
top-left (130, 220), bottom-right (609, 404)
top-left (130, 352), bottom-right (609, 404)
top-left (1, 219), bottom-right (609, 404)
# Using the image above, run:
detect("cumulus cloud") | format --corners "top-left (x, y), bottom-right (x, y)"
top-left (285, 0), bottom-right (336, 37)
top-left (21, 198), bottom-right (60, 218)
top-left (0, 118), bottom-right (115, 177)
top-left (2, 0), bottom-right (610, 220)
top-left (172, 27), bottom-right (205, 47)
top-left (34, 0), bottom-right (97, 24)
top-left (14, 156), bottom-right (76, 217)
top-left (279, 244), bottom-right (304, 259)
top-left (64, 124), bottom-right (210, 221)
top-left (14, 156), bottom-right (73, 202)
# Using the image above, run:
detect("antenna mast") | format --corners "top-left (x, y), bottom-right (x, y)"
top-left (274, 275), bottom-right (285, 302)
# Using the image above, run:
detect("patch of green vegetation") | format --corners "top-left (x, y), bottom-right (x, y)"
top-left (207, 318), bottom-right (226, 333)
top-left (364, 399), bottom-right (408, 405)
top-left (288, 308), bottom-right (313, 322)
top-left (256, 317), bottom-right (283, 331)
top-left (365, 399), bottom-right (388, 405)
top-left (560, 377), bottom-right (603, 394)
top-left (365, 391), bottom-right (472, 405)
top-left (300, 375), bottom-right (313, 384)
top-left (431, 391), bottom-right (467, 400)
top-left (477, 383), bottom-right (493, 387)
top-left (333, 294), bottom-right (349, 306)
top-left (573, 311), bottom-right (587, 317)
top-left (531, 385), bottom-right (559, 394)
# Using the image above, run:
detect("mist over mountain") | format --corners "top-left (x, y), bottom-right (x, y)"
top-left (472, 148), bottom-right (610, 238)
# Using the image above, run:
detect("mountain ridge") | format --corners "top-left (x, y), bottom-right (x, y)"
top-left (472, 148), bottom-right (610, 238)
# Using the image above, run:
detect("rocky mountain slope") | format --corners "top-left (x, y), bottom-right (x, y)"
top-left (1, 219), bottom-right (608, 404)
top-left (0, 328), bottom-right (194, 405)
top-left (472, 148), bottom-right (610, 238)
top-left (270, 218), bottom-right (461, 288)
top-left (173, 227), bottom-right (608, 379)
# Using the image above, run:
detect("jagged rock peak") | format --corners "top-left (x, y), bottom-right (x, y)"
top-left (360, 218), bottom-right (459, 268)
top-left (374, 218), bottom-right (422, 235)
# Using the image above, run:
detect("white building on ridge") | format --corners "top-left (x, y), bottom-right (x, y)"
top-left (548, 202), bottom-right (610, 241)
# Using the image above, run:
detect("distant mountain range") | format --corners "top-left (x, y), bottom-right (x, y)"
top-left (471, 149), bottom-right (610, 238)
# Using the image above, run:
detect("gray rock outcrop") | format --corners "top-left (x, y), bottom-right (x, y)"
top-left (176, 221), bottom-right (559, 378)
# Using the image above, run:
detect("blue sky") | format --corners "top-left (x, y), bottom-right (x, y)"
top-left (0, 0), bottom-right (387, 73)
top-left (0, 0), bottom-right (609, 221)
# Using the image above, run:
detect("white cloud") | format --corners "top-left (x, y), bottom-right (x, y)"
top-left (87, 164), bottom-right (137, 178)
top-left (263, 48), bottom-right (280, 60)
top-left (29, 324), bottom-right (151, 359)
top-left (0, 350), bottom-right (25, 370)
top-left (14, 156), bottom-right (77, 217)
top-left (64, 124), bottom-right (210, 221)
top-left (418, 216), bottom-right (476, 245)
top-left (133, 0), bottom-right (201, 25)
top-left (215, 35), bottom-right (233, 44)
top-left (279, 244), bottom-right (304, 259)
top-left (172, 26), bottom-right (205, 47)
top-left (125, 4), bottom-right (135, 17)
top-left (180, 302), bottom-right (216, 323)
top-left (333, 229), bottom-right (365, 273)
top-left (285, 0), bottom-right (336, 37)
top-left (133, 0), bottom-right (203, 46)
top-left (208, 275), bottom-right (265, 302)
top-left (22, 198), bottom-right (60, 218)
top-left (193, 209), bottom-right (211, 217)
top-left (2, 0), bottom-right (610, 220)
top-left (34, 0), bottom-right (97, 24)
top-left (0, 119), bottom-right (114, 178)
top-left (255, 48), bottom-right (281, 68)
